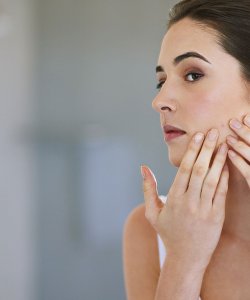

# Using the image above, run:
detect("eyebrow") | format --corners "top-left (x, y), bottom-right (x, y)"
top-left (156, 51), bottom-right (211, 73)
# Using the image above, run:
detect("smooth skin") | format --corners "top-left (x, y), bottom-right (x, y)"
top-left (123, 17), bottom-right (250, 300)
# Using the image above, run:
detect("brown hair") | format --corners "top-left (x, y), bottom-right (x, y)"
top-left (167, 0), bottom-right (250, 81)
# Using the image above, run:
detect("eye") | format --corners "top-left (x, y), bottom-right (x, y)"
top-left (185, 72), bottom-right (204, 82)
top-left (156, 80), bottom-right (165, 90)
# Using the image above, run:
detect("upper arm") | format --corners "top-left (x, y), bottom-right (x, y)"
top-left (122, 203), bottom-right (160, 300)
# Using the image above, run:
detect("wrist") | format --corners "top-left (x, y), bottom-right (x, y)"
top-left (165, 253), bottom-right (209, 274)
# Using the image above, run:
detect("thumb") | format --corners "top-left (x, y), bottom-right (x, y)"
top-left (141, 165), bottom-right (162, 225)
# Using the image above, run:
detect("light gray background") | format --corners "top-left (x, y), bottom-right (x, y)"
top-left (1, 0), bottom-right (178, 299)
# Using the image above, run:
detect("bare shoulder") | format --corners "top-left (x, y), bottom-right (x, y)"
top-left (123, 203), bottom-right (160, 300)
top-left (123, 203), bottom-right (148, 230)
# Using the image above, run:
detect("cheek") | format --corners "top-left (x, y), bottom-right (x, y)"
top-left (185, 88), bottom-right (234, 140)
top-left (188, 86), bottom-right (245, 144)
top-left (190, 85), bottom-right (237, 122)
top-left (187, 89), bottom-right (221, 120)
top-left (197, 77), bottom-right (247, 116)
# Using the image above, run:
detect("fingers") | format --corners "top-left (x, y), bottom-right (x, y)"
top-left (228, 117), bottom-right (250, 145)
top-left (169, 132), bottom-right (205, 197)
top-left (227, 137), bottom-right (250, 162)
top-left (200, 142), bottom-right (228, 210)
top-left (212, 162), bottom-right (229, 218)
top-left (226, 116), bottom-right (250, 188)
top-left (141, 165), bottom-right (163, 225)
top-left (187, 129), bottom-right (219, 202)
top-left (227, 150), bottom-right (250, 187)
top-left (227, 134), bottom-right (250, 162)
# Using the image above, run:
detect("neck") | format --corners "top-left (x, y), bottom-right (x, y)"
top-left (222, 158), bottom-right (250, 243)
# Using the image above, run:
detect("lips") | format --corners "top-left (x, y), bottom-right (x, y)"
top-left (162, 124), bottom-right (186, 143)
top-left (163, 124), bottom-right (186, 134)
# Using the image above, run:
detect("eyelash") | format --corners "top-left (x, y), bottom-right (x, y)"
top-left (156, 72), bottom-right (204, 90)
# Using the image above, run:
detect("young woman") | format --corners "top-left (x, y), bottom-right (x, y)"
top-left (123, 1), bottom-right (250, 299)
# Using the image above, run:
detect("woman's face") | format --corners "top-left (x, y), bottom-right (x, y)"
top-left (152, 18), bottom-right (250, 167)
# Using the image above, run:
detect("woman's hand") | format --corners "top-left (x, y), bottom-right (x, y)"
top-left (226, 115), bottom-right (250, 188)
top-left (141, 128), bottom-right (229, 270)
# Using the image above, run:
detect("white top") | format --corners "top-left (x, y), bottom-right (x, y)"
top-left (157, 195), bottom-right (168, 268)
top-left (157, 195), bottom-right (202, 300)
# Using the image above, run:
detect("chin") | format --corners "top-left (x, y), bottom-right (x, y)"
top-left (167, 144), bottom-right (187, 167)
top-left (168, 153), bottom-right (183, 168)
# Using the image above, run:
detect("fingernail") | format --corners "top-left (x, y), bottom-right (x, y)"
top-left (219, 143), bottom-right (228, 154)
top-left (230, 119), bottom-right (242, 129)
top-left (228, 150), bottom-right (236, 158)
top-left (227, 135), bottom-right (238, 145)
top-left (208, 128), bottom-right (218, 141)
top-left (244, 115), bottom-right (250, 126)
top-left (141, 165), bottom-right (147, 180)
top-left (194, 132), bottom-right (204, 144)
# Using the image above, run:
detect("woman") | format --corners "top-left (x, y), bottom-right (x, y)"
top-left (123, 0), bottom-right (250, 299)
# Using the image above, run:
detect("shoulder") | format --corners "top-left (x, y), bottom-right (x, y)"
top-left (123, 203), bottom-right (157, 246)
top-left (123, 203), bottom-right (147, 230)
top-left (123, 203), bottom-right (155, 253)
top-left (123, 203), bottom-right (160, 300)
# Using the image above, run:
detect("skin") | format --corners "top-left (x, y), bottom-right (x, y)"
top-left (151, 18), bottom-right (250, 244)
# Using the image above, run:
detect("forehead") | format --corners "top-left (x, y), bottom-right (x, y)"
top-left (158, 18), bottom-right (221, 64)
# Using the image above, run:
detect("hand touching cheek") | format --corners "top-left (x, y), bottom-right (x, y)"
top-left (226, 114), bottom-right (250, 189)
top-left (141, 129), bottom-right (229, 270)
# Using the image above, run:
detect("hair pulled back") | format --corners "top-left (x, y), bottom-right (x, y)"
top-left (168, 0), bottom-right (250, 81)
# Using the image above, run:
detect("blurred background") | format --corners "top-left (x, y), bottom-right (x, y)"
top-left (1, 0), bottom-right (178, 299)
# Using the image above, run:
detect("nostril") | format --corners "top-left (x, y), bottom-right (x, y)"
top-left (161, 106), bottom-right (171, 111)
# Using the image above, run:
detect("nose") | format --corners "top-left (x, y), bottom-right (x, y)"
top-left (152, 89), bottom-right (176, 113)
